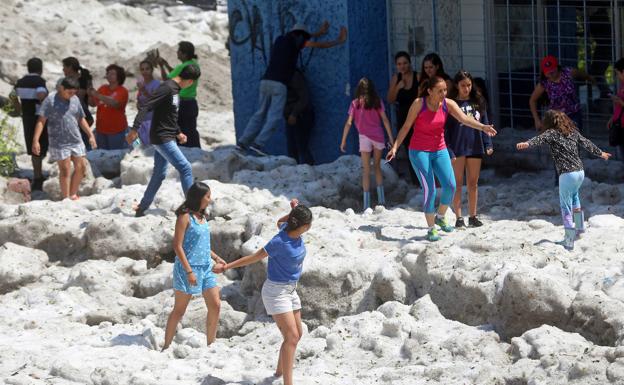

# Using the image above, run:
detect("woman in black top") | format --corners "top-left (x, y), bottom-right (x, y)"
top-left (388, 51), bottom-right (419, 184)
top-left (418, 53), bottom-right (452, 94)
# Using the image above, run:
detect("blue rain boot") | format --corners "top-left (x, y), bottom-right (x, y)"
top-left (561, 228), bottom-right (576, 251)
top-left (376, 185), bottom-right (385, 206)
top-left (573, 210), bottom-right (585, 238)
top-left (363, 191), bottom-right (371, 211)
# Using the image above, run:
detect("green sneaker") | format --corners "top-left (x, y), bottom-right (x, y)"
top-left (426, 228), bottom-right (441, 241)
top-left (435, 216), bottom-right (454, 232)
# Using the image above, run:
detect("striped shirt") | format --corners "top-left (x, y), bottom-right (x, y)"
top-left (15, 74), bottom-right (47, 117)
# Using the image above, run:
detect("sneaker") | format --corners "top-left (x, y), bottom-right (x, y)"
top-left (426, 228), bottom-right (441, 241)
top-left (235, 143), bottom-right (248, 152)
top-left (435, 216), bottom-right (454, 232)
top-left (468, 216), bottom-right (483, 227)
top-left (455, 217), bottom-right (466, 228)
top-left (249, 144), bottom-right (268, 156)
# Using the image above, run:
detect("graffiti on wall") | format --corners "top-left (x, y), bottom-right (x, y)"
top-left (229, 0), bottom-right (319, 68)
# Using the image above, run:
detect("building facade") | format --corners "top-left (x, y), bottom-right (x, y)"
top-left (229, 0), bottom-right (623, 163)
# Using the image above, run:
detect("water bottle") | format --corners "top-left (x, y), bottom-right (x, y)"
top-left (131, 137), bottom-right (141, 150)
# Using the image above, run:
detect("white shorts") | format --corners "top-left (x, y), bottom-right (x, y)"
top-left (48, 143), bottom-right (86, 162)
top-left (359, 134), bottom-right (385, 153)
top-left (261, 279), bottom-right (301, 315)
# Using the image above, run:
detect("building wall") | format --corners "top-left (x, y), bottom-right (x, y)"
top-left (227, 0), bottom-right (389, 164)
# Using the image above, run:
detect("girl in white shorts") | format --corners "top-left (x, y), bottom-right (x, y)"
top-left (224, 199), bottom-right (312, 385)
top-left (340, 77), bottom-right (394, 210)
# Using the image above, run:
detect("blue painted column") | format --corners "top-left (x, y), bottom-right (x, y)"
top-left (228, 0), bottom-right (389, 164)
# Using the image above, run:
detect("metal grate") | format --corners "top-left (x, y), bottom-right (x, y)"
top-left (387, 0), bottom-right (624, 138)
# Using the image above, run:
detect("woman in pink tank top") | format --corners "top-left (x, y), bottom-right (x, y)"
top-left (387, 76), bottom-right (497, 241)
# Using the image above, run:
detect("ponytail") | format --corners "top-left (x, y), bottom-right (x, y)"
top-left (418, 76), bottom-right (445, 98)
top-left (285, 205), bottom-right (313, 231)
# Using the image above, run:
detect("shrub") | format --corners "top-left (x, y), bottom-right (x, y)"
top-left (0, 103), bottom-right (19, 176)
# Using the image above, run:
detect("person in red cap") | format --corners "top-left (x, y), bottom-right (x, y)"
top-left (529, 55), bottom-right (591, 131)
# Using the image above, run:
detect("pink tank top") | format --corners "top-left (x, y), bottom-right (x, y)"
top-left (409, 97), bottom-right (448, 151)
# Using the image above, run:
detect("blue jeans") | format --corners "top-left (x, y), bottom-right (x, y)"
top-left (559, 171), bottom-right (584, 229)
top-left (96, 130), bottom-right (128, 150)
top-left (139, 140), bottom-right (193, 211)
top-left (239, 79), bottom-right (287, 148)
top-left (409, 149), bottom-right (456, 214)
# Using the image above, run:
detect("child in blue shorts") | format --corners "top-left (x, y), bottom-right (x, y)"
top-left (223, 199), bottom-right (312, 385)
top-left (162, 181), bottom-right (227, 350)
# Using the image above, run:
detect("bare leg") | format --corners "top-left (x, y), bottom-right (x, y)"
top-left (69, 156), bottom-right (86, 198)
top-left (360, 151), bottom-right (371, 193)
top-left (465, 157), bottom-right (482, 217)
top-left (372, 148), bottom-right (383, 187)
top-left (57, 158), bottom-right (71, 199)
top-left (162, 290), bottom-right (192, 351)
top-left (202, 287), bottom-right (221, 345)
top-left (424, 213), bottom-right (435, 227)
top-left (452, 156), bottom-right (466, 218)
top-left (272, 311), bottom-right (302, 385)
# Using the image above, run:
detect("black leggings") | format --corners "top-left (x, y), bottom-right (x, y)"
top-left (178, 98), bottom-right (200, 148)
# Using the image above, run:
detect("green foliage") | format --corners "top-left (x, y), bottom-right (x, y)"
top-left (0, 103), bottom-right (19, 176)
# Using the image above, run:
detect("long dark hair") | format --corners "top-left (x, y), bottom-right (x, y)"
top-left (394, 51), bottom-right (411, 64)
top-left (418, 76), bottom-right (446, 98)
top-left (62, 56), bottom-right (92, 86)
top-left (420, 53), bottom-right (447, 81)
top-left (286, 205), bottom-right (313, 232)
top-left (451, 70), bottom-right (486, 115)
top-left (354, 77), bottom-right (381, 110)
top-left (175, 182), bottom-right (211, 218)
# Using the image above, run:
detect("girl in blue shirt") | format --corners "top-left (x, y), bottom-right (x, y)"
top-left (162, 182), bottom-right (227, 350)
top-left (445, 70), bottom-right (494, 228)
top-left (224, 199), bottom-right (312, 385)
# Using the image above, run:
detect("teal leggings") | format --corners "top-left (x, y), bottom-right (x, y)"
top-left (409, 149), bottom-right (456, 214)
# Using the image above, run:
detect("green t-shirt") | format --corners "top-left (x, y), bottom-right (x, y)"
top-left (168, 59), bottom-right (199, 99)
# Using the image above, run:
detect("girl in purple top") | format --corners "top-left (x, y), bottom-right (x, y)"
top-left (340, 78), bottom-right (394, 210)
top-left (136, 60), bottom-right (161, 145)
top-left (529, 55), bottom-right (591, 130)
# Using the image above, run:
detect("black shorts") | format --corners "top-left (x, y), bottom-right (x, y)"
top-left (465, 154), bottom-right (483, 159)
top-left (23, 115), bottom-right (48, 157)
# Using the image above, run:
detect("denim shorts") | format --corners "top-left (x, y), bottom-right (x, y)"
top-left (261, 279), bottom-right (301, 315)
top-left (173, 261), bottom-right (218, 295)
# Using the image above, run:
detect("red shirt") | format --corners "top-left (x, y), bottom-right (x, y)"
top-left (409, 98), bottom-right (448, 151)
top-left (95, 85), bottom-right (128, 134)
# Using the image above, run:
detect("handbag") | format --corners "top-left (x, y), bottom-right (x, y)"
top-left (609, 108), bottom-right (624, 146)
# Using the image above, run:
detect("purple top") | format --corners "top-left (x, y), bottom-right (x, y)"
top-left (540, 67), bottom-right (580, 115)
top-left (136, 79), bottom-right (161, 144)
